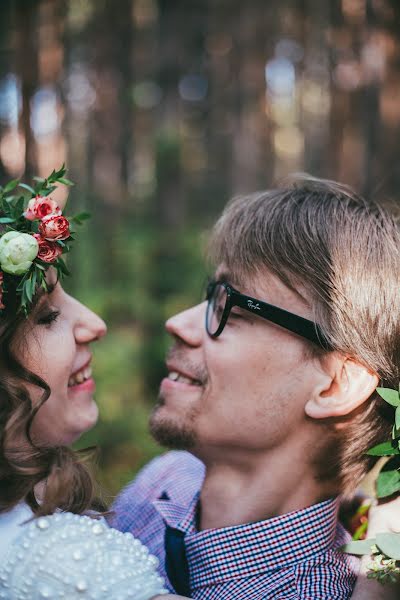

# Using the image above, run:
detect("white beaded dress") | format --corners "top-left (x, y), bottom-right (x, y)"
top-left (0, 504), bottom-right (168, 600)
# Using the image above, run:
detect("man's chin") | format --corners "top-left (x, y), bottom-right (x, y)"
top-left (149, 410), bottom-right (197, 450)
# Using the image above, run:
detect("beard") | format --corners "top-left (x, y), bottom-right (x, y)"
top-left (149, 396), bottom-right (198, 450)
top-left (150, 342), bottom-right (208, 450)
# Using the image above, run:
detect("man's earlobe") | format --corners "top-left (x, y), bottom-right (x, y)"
top-left (305, 358), bottom-right (379, 419)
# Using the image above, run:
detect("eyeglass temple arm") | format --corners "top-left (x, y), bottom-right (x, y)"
top-left (233, 293), bottom-right (330, 349)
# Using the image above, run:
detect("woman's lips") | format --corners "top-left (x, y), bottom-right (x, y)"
top-left (68, 377), bottom-right (96, 394)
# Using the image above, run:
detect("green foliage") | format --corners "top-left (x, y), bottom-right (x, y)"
top-left (343, 535), bottom-right (400, 584)
top-left (342, 539), bottom-right (376, 556)
top-left (369, 387), bottom-right (400, 498)
top-left (376, 387), bottom-right (400, 407)
top-left (367, 441), bottom-right (400, 457)
top-left (343, 386), bottom-right (400, 583)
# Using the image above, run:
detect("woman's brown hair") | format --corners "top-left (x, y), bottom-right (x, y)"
top-left (0, 279), bottom-right (103, 516)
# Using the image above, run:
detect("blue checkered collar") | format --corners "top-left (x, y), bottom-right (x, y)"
top-left (153, 492), bottom-right (342, 586)
top-left (153, 490), bottom-right (200, 534)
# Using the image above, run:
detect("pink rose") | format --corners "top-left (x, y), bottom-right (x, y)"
top-left (24, 195), bottom-right (61, 221)
top-left (33, 234), bottom-right (63, 263)
top-left (39, 215), bottom-right (70, 241)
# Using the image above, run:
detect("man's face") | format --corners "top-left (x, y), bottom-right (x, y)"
top-left (150, 268), bottom-right (325, 459)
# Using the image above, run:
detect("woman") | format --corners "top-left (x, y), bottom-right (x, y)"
top-left (0, 170), bottom-right (182, 599)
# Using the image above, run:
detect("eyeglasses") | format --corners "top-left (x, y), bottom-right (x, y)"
top-left (205, 280), bottom-right (330, 349)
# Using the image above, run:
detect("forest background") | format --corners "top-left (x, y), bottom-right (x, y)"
top-left (1, 0), bottom-right (400, 500)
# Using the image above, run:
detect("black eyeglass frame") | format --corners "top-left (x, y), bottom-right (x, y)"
top-left (205, 280), bottom-right (331, 350)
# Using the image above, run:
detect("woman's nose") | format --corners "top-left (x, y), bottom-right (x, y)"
top-left (74, 303), bottom-right (107, 344)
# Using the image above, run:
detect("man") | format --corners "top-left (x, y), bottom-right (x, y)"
top-left (112, 176), bottom-right (400, 599)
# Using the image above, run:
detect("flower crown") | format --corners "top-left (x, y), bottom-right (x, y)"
top-left (344, 386), bottom-right (400, 583)
top-left (0, 165), bottom-right (88, 315)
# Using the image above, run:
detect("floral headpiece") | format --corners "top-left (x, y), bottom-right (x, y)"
top-left (344, 386), bottom-right (400, 583)
top-left (0, 165), bottom-right (88, 315)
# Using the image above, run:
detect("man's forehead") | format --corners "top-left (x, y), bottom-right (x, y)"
top-left (215, 264), bottom-right (271, 293)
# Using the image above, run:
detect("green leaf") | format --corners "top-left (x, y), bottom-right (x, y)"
top-left (376, 387), bottom-right (400, 407)
top-left (3, 179), bottom-right (19, 194)
top-left (25, 279), bottom-right (33, 304)
top-left (31, 268), bottom-right (37, 294)
top-left (55, 257), bottom-right (70, 277)
top-left (367, 440), bottom-right (400, 456)
top-left (376, 469), bottom-right (400, 498)
top-left (353, 520), bottom-right (368, 541)
top-left (376, 533), bottom-right (400, 560)
top-left (13, 196), bottom-right (25, 217)
top-left (396, 406), bottom-right (400, 431)
top-left (42, 186), bottom-right (56, 197)
top-left (18, 183), bottom-right (36, 195)
top-left (70, 211), bottom-right (90, 224)
top-left (58, 177), bottom-right (74, 186)
top-left (0, 217), bottom-right (15, 223)
top-left (341, 539), bottom-right (376, 556)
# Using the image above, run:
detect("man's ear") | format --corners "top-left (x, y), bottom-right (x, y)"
top-left (305, 355), bottom-right (379, 419)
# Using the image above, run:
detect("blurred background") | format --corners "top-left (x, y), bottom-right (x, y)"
top-left (1, 0), bottom-right (400, 499)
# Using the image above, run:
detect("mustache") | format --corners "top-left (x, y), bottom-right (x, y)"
top-left (165, 344), bottom-right (208, 385)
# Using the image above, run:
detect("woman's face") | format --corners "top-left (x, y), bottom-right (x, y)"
top-left (13, 277), bottom-right (107, 446)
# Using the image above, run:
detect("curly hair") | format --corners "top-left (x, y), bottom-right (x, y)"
top-left (0, 281), bottom-right (104, 516)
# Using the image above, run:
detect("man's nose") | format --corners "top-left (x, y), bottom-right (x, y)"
top-left (165, 302), bottom-right (205, 347)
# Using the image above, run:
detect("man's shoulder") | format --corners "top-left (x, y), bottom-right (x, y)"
top-left (111, 450), bottom-right (205, 517)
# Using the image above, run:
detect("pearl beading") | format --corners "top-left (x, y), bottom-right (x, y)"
top-left (0, 512), bottom-right (168, 599)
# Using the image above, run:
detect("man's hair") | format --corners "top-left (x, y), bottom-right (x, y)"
top-left (209, 175), bottom-right (400, 495)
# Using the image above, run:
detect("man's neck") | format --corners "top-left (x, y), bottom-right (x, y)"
top-left (197, 439), bottom-right (335, 531)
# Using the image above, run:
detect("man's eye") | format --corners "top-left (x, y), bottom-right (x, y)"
top-left (229, 311), bottom-right (243, 319)
top-left (37, 310), bottom-right (61, 326)
top-left (215, 304), bottom-right (224, 319)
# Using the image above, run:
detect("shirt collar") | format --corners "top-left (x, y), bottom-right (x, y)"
top-left (153, 491), bottom-right (200, 533)
top-left (154, 493), bottom-right (341, 587)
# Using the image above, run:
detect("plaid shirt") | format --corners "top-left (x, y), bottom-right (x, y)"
top-left (110, 451), bottom-right (358, 599)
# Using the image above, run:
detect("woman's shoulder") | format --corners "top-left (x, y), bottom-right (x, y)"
top-left (0, 511), bottom-right (167, 599)
top-left (0, 502), bottom-right (33, 562)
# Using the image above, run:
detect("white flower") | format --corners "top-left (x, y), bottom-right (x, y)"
top-left (0, 231), bottom-right (39, 275)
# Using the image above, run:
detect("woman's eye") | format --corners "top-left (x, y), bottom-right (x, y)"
top-left (37, 310), bottom-right (61, 326)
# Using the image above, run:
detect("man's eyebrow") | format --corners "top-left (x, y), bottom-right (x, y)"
top-left (215, 269), bottom-right (234, 283)
top-left (215, 269), bottom-right (243, 288)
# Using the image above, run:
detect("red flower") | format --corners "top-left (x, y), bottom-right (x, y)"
top-left (33, 234), bottom-right (63, 263)
top-left (0, 271), bottom-right (4, 309)
top-left (39, 215), bottom-right (70, 241)
top-left (24, 196), bottom-right (61, 221)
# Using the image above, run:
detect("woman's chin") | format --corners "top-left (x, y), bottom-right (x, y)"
top-left (67, 401), bottom-right (99, 444)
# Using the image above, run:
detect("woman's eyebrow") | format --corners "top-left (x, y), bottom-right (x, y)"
top-left (35, 282), bottom-right (56, 306)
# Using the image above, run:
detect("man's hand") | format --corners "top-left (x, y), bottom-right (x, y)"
top-left (367, 496), bottom-right (400, 536)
